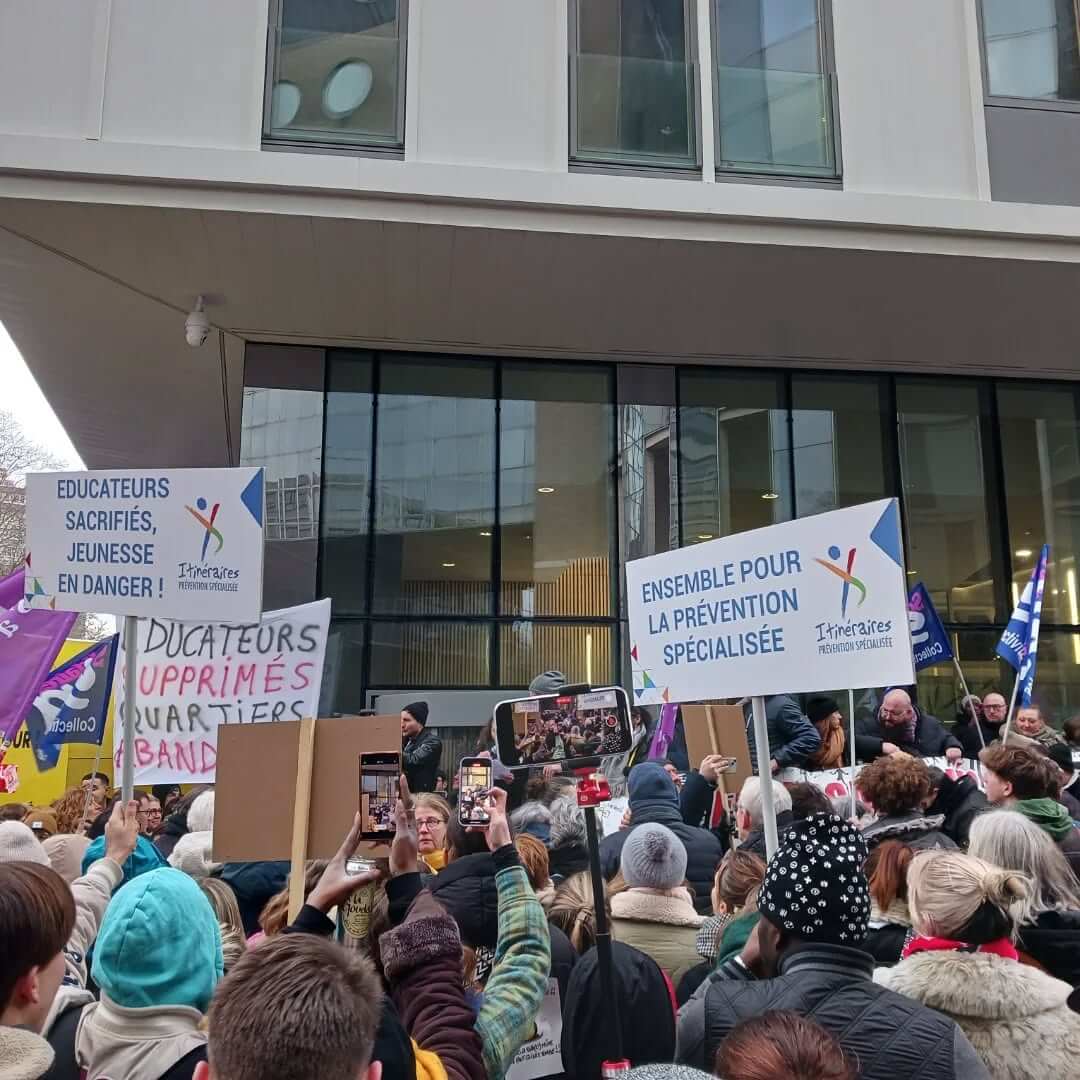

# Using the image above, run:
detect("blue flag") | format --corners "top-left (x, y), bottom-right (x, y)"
top-left (907, 583), bottom-right (954, 671)
top-left (24, 636), bottom-right (118, 771)
top-left (996, 545), bottom-right (1049, 707)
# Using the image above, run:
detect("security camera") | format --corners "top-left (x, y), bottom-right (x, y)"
top-left (185, 296), bottom-right (210, 348)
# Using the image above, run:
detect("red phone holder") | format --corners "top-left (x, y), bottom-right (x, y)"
top-left (574, 769), bottom-right (610, 807)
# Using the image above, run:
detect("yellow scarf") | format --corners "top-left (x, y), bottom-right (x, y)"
top-left (421, 848), bottom-right (448, 872)
top-left (412, 1041), bottom-right (447, 1080)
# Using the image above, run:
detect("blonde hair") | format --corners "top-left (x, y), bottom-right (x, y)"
top-left (259, 860), bottom-right (328, 936)
top-left (200, 878), bottom-right (244, 940)
top-left (219, 923), bottom-right (246, 973)
top-left (968, 810), bottom-right (1080, 917)
top-left (415, 792), bottom-right (451, 824)
top-left (907, 850), bottom-right (1032, 943)
top-left (549, 871), bottom-right (607, 953)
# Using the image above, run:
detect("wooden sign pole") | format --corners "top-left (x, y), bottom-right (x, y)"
top-left (287, 716), bottom-right (317, 922)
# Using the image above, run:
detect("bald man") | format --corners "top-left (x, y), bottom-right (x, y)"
top-left (853, 688), bottom-right (963, 763)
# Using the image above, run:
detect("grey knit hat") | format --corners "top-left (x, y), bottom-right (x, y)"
top-left (529, 671), bottom-right (566, 695)
top-left (620, 822), bottom-right (687, 890)
top-left (0, 821), bottom-right (50, 866)
top-left (628, 1066), bottom-right (713, 1080)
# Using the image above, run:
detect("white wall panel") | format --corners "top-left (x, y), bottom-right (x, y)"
top-left (409, 0), bottom-right (567, 171)
top-left (101, 0), bottom-right (267, 149)
top-left (832, 0), bottom-right (989, 198)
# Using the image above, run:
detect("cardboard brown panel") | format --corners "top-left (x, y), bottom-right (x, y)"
top-left (682, 704), bottom-right (753, 795)
top-left (214, 714), bottom-right (400, 863)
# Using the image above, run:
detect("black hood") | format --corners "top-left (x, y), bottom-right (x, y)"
top-left (928, 773), bottom-right (978, 816)
top-left (426, 852), bottom-right (499, 949)
top-left (561, 941), bottom-right (676, 1079)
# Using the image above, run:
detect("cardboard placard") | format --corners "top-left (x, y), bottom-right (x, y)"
top-left (681, 704), bottom-right (752, 795)
top-left (213, 714), bottom-right (400, 863)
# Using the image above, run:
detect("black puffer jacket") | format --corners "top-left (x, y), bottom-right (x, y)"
top-left (860, 812), bottom-right (958, 853)
top-left (425, 852), bottom-right (499, 948)
top-left (743, 695), bottom-right (821, 770)
top-left (676, 943), bottom-right (989, 1079)
top-left (402, 727), bottom-right (443, 793)
top-left (854, 709), bottom-right (961, 762)
top-left (927, 774), bottom-right (989, 847)
top-left (599, 763), bottom-right (723, 913)
top-left (1019, 909), bottom-right (1080, 987)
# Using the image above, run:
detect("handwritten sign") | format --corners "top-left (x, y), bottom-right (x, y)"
top-left (626, 499), bottom-right (914, 704)
top-left (777, 757), bottom-right (984, 799)
top-left (25, 468), bottom-right (265, 621)
top-left (114, 599), bottom-right (330, 783)
top-left (506, 979), bottom-right (563, 1080)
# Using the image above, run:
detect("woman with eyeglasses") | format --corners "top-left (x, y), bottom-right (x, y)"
top-left (415, 793), bottom-right (452, 872)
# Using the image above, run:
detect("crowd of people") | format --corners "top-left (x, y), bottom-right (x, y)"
top-left (3, 679), bottom-right (1080, 1080)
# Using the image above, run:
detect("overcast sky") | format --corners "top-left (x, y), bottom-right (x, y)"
top-left (1, 320), bottom-right (82, 467)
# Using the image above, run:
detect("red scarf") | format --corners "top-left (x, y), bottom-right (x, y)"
top-left (901, 935), bottom-right (1018, 961)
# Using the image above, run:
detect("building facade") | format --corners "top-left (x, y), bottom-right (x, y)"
top-left (3, 1), bottom-right (1080, 727)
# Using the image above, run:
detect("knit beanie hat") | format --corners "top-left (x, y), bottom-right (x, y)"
top-left (186, 791), bottom-right (216, 833)
top-left (0, 821), bottom-right (50, 866)
top-left (169, 831), bottom-right (220, 879)
top-left (758, 814), bottom-right (871, 946)
top-left (628, 762), bottom-right (679, 809)
top-left (529, 671), bottom-right (566, 695)
top-left (92, 866), bottom-right (223, 1012)
top-left (43, 833), bottom-right (91, 883)
top-left (82, 833), bottom-right (166, 885)
top-left (805, 696), bottom-right (839, 726)
top-left (1014, 797), bottom-right (1074, 841)
top-left (404, 701), bottom-right (429, 726)
top-left (621, 822), bottom-right (687, 890)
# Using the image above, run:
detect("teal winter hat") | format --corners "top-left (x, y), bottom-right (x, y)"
top-left (92, 866), bottom-right (223, 1011)
top-left (81, 833), bottom-right (166, 884)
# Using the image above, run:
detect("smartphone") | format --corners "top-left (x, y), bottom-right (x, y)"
top-left (494, 686), bottom-right (632, 769)
top-left (458, 757), bottom-right (494, 827)
top-left (358, 752), bottom-right (399, 841)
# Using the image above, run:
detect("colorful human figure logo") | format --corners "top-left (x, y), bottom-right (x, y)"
top-left (186, 497), bottom-right (223, 560)
top-left (815, 544), bottom-right (866, 617)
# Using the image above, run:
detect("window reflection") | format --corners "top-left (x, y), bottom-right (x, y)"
top-left (574, 0), bottom-right (697, 168)
top-left (713, 0), bottom-right (836, 176)
top-left (678, 370), bottom-right (791, 544)
top-left (997, 383), bottom-right (1080, 627)
top-left (268, 0), bottom-right (404, 147)
top-left (791, 375), bottom-right (888, 517)
top-left (321, 354), bottom-right (374, 615)
top-left (501, 363), bottom-right (615, 617)
top-left (982, 0), bottom-right (1080, 101)
top-left (897, 381), bottom-right (996, 624)
top-left (372, 358), bottom-right (495, 616)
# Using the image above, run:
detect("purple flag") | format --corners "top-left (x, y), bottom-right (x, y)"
top-left (648, 703), bottom-right (679, 761)
top-left (0, 567), bottom-right (23, 611)
top-left (0, 578), bottom-right (76, 744)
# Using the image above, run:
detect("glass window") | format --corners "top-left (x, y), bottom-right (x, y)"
top-left (319, 621), bottom-right (367, 715)
top-left (370, 622), bottom-right (490, 686)
top-left (897, 380), bottom-right (997, 624)
top-left (321, 353), bottom-right (375, 615)
top-left (712, 0), bottom-right (837, 176)
top-left (500, 623), bottom-right (615, 688)
top-left (982, 0), bottom-right (1080, 101)
top-left (912, 628), bottom-right (1012, 731)
top-left (573, 0), bottom-right (698, 169)
top-left (372, 357), bottom-right (496, 615)
top-left (996, 383), bottom-right (1080, 626)
top-left (501, 363), bottom-right (615, 617)
top-left (1016, 631), bottom-right (1080, 727)
top-left (678, 370), bottom-right (791, 545)
top-left (267, 0), bottom-right (405, 148)
top-left (240, 384), bottom-right (324, 610)
top-left (791, 374), bottom-right (890, 517)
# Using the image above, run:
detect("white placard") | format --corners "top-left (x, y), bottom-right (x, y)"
top-left (506, 979), bottom-right (563, 1080)
top-left (626, 499), bottom-right (914, 704)
top-left (113, 598), bottom-right (330, 784)
top-left (25, 468), bottom-right (265, 622)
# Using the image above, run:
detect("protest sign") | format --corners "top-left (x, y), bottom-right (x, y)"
top-left (626, 499), bottom-right (914, 705)
top-left (25, 468), bottom-right (265, 622)
top-left (114, 598), bottom-right (330, 784)
top-left (776, 757), bottom-right (983, 801)
top-left (908, 583), bottom-right (954, 671)
top-left (214, 712), bottom-right (400, 863)
top-left (506, 979), bottom-right (563, 1080)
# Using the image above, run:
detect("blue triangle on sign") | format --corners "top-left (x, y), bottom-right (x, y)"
top-left (870, 499), bottom-right (903, 568)
top-left (240, 469), bottom-right (264, 527)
